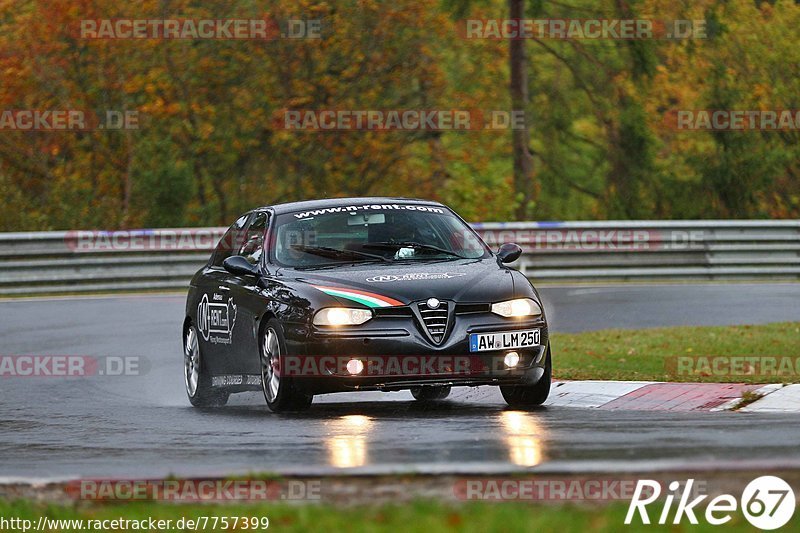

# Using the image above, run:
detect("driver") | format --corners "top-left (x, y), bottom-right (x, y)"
top-left (278, 225), bottom-right (312, 264)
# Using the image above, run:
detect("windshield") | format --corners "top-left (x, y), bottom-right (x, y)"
top-left (270, 204), bottom-right (490, 268)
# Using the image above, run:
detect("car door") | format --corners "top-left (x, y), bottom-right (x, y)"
top-left (226, 210), bottom-right (270, 377)
top-left (195, 213), bottom-right (251, 376)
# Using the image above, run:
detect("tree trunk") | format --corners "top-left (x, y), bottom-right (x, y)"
top-left (509, 0), bottom-right (536, 220)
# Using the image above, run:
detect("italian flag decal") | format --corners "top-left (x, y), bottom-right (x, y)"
top-left (313, 285), bottom-right (404, 308)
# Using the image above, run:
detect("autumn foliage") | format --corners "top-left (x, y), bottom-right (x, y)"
top-left (0, 0), bottom-right (798, 230)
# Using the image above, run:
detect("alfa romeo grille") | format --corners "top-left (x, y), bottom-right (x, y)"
top-left (418, 301), bottom-right (450, 344)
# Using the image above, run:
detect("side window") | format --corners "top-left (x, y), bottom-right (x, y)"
top-left (209, 214), bottom-right (250, 268)
top-left (238, 211), bottom-right (269, 264)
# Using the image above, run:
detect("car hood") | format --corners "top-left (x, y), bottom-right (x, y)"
top-left (284, 258), bottom-right (517, 305)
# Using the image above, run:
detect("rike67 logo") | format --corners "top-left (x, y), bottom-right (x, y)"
top-left (626, 476), bottom-right (795, 530)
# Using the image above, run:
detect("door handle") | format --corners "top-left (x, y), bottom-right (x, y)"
top-left (218, 285), bottom-right (230, 291)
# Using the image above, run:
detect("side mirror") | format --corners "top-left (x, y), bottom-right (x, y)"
top-left (223, 255), bottom-right (259, 277)
top-left (497, 243), bottom-right (522, 264)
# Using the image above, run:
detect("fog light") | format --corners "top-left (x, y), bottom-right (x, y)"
top-left (346, 359), bottom-right (364, 375)
top-left (504, 351), bottom-right (520, 368)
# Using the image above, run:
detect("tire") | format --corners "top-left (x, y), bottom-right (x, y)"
top-left (184, 324), bottom-right (229, 407)
top-left (260, 319), bottom-right (313, 412)
top-left (500, 344), bottom-right (551, 408)
top-left (410, 385), bottom-right (451, 401)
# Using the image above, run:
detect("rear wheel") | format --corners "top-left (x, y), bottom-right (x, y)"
top-left (184, 325), bottom-right (228, 407)
top-left (410, 385), bottom-right (451, 401)
top-left (260, 319), bottom-right (313, 412)
top-left (500, 344), bottom-right (551, 408)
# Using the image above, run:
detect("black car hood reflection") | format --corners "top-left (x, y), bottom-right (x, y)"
top-left (283, 258), bottom-right (515, 304)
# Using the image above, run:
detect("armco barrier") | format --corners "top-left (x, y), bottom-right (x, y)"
top-left (0, 221), bottom-right (797, 295)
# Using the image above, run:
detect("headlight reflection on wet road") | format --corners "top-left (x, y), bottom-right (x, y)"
top-left (500, 411), bottom-right (547, 466)
top-left (327, 414), bottom-right (372, 468)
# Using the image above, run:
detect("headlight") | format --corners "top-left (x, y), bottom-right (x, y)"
top-left (491, 298), bottom-right (542, 318)
top-left (313, 307), bottom-right (373, 326)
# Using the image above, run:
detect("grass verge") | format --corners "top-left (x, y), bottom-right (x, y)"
top-left (0, 499), bottom-right (783, 533)
top-left (551, 322), bottom-right (800, 383)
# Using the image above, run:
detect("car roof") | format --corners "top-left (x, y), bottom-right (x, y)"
top-left (263, 197), bottom-right (447, 215)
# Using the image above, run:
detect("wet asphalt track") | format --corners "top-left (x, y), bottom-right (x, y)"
top-left (1, 283), bottom-right (799, 479)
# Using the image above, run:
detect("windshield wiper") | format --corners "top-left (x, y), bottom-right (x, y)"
top-left (363, 241), bottom-right (467, 259)
top-left (291, 245), bottom-right (390, 263)
top-left (291, 262), bottom-right (355, 271)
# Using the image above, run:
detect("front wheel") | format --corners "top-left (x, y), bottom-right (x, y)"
top-left (184, 324), bottom-right (228, 407)
top-left (260, 319), bottom-right (313, 412)
top-left (500, 344), bottom-right (551, 408)
top-left (410, 385), bottom-right (451, 401)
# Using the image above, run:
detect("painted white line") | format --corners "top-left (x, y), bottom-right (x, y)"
top-left (538, 281), bottom-right (799, 289)
top-left (740, 384), bottom-right (800, 413)
top-left (565, 288), bottom-right (609, 296)
top-left (0, 476), bottom-right (78, 485)
top-left (0, 292), bottom-right (184, 303)
top-left (545, 380), bottom-right (656, 409)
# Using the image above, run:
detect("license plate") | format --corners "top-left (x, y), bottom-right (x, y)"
top-left (469, 329), bottom-right (540, 352)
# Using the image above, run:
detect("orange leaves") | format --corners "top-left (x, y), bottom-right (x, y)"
top-left (3, 0), bottom-right (800, 231)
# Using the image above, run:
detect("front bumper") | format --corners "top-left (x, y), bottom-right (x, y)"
top-left (282, 311), bottom-right (549, 394)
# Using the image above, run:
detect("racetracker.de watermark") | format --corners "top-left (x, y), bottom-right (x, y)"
top-left (667, 110), bottom-right (800, 131)
top-left (78, 18), bottom-right (321, 40)
top-left (0, 355), bottom-right (147, 377)
top-left (666, 356), bottom-right (800, 378)
top-left (278, 109), bottom-right (526, 131)
top-left (459, 19), bottom-right (707, 40)
top-left (0, 110), bottom-right (139, 131)
top-left (475, 228), bottom-right (705, 251)
top-left (66, 479), bottom-right (320, 502)
top-left (454, 477), bottom-right (707, 501)
top-left (64, 228), bottom-right (226, 252)
top-left (281, 355), bottom-right (532, 377)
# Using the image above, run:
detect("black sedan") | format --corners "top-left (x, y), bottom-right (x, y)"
top-left (183, 198), bottom-right (551, 411)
